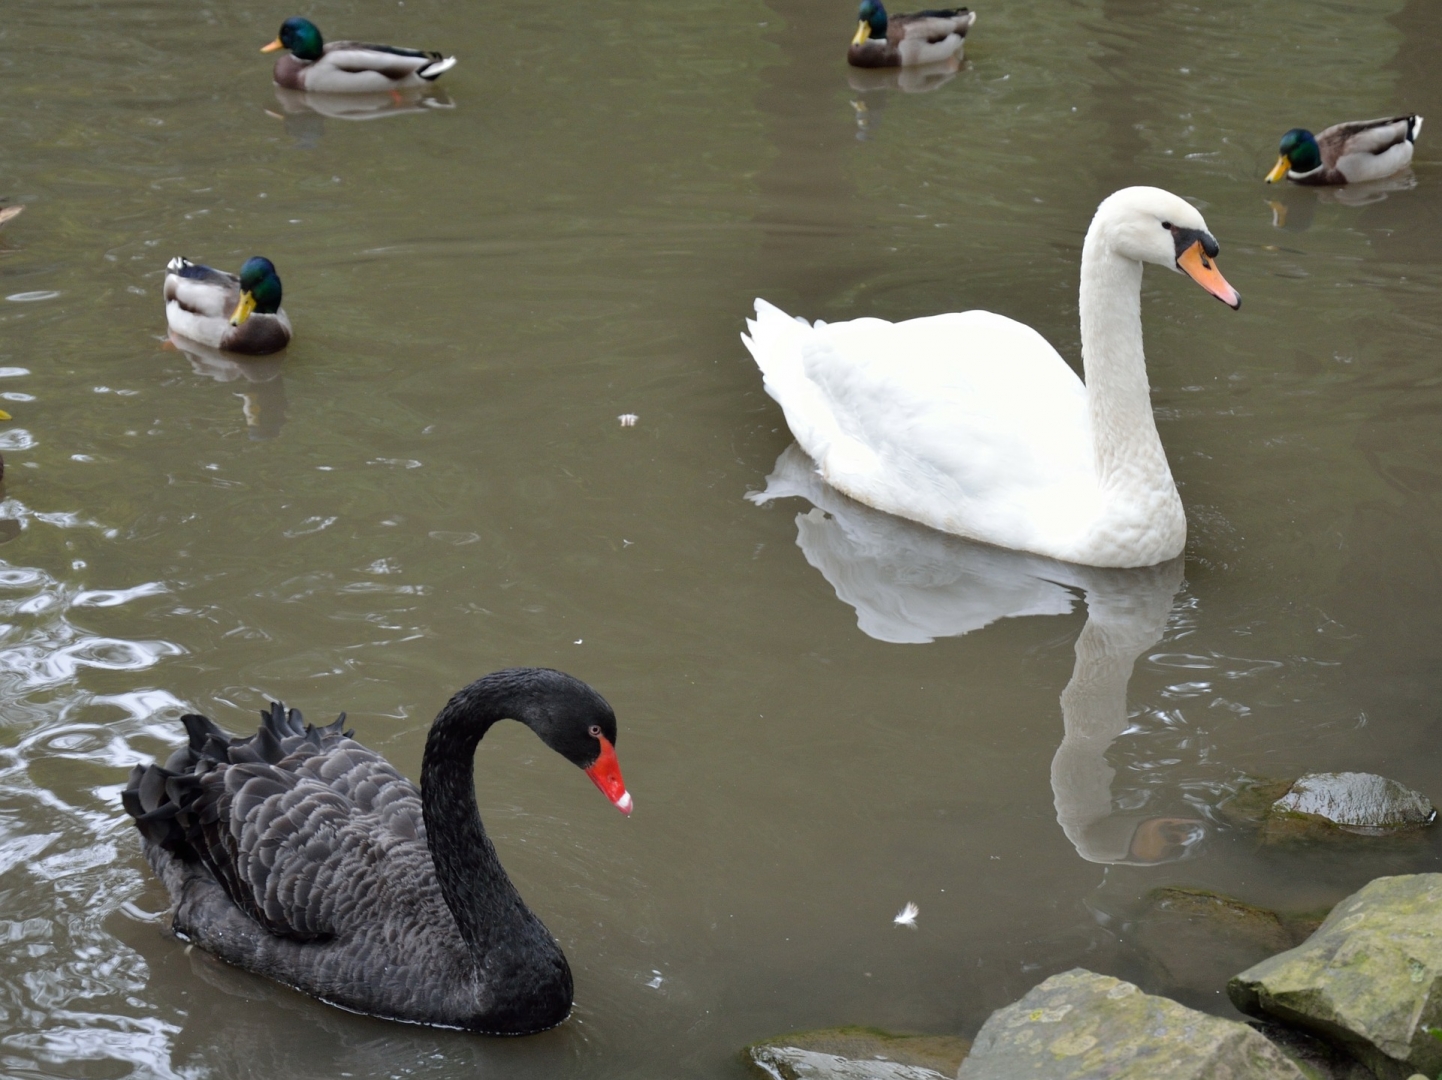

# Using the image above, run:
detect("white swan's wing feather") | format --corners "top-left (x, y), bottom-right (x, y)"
top-left (747, 301), bottom-right (1098, 553)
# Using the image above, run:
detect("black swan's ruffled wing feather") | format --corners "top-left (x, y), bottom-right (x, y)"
top-left (124, 703), bottom-right (425, 943)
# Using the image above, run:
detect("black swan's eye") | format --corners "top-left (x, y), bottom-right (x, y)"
top-left (588, 724), bottom-right (602, 738)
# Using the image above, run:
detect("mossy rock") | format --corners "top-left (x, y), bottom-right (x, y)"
top-left (1137, 885), bottom-right (1327, 992)
top-left (958, 969), bottom-right (1304, 1078)
top-left (1230, 873), bottom-right (1442, 1080)
top-left (1216, 777), bottom-right (1297, 830)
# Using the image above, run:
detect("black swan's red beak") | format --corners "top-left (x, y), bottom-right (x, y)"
top-left (585, 736), bottom-right (632, 815)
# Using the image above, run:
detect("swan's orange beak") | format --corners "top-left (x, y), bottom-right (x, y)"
top-left (1178, 241), bottom-right (1240, 310)
top-left (261, 38), bottom-right (285, 53)
top-left (585, 736), bottom-right (632, 815)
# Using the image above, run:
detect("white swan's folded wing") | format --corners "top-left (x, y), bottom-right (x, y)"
top-left (745, 300), bottom-right (1099, 552)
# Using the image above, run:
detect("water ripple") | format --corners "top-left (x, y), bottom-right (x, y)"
top-left (0, 557), bottom-right (191, 1079)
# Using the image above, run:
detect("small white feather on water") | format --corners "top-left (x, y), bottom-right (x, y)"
top-left (893, 902), bottom-right (919, 929)
top-left (618, 413), bottom-right (638, 427)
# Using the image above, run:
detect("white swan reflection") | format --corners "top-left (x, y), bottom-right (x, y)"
top-left (752, 444), bottom-right (1204, 864)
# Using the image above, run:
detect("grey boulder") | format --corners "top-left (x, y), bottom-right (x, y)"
top-left (1230, 873), bottom-right (1442, 1080)
top-left (958, 968), bottom-right (1303, 1079)
top-left (746, 1027), bottom-right (969, 1080)
top-left (1270, 773), bottom-right (1435, 834)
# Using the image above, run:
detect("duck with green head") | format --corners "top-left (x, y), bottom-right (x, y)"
top-left (164, 257), bottom-right (292, 356)
top-left (848, 0), bottom-right (975, 69)
top-left (262, 16), bottom-right (457, 94)
top-left (1266, 115), bottom-right (1422, 186)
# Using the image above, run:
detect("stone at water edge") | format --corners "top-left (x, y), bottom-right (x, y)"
top-left (745, 1027), bottom-right (969, 1080)
top-left (957, 968), bottom-right (1304, 1079)
top-left (1134, 886), bottom-right (1323, 997)
top-left (1229, 873), bottom-right (1442, 1080)
top-left (1270, 773), bottom-right (1436, 834)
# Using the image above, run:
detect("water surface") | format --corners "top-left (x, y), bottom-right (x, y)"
top-left (2, 0), bottom-right (1442, 1076)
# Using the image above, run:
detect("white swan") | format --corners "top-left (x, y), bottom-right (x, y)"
top-left (741, 187), bottom-right (1241, 569)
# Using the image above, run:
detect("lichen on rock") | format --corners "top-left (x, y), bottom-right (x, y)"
top-left (1229, 873), bottom-right (1442, 1080)
top-left (958, 968), bottom-right (1304, 1078)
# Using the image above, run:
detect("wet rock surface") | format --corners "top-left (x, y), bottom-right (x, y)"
top-left (1136, 886), bottom-right (1323, 998)
top-left (1230, 873), bottom-right (1442, 1080)
top-left (957, 968), bottom-right (1303, 1079)
top-left (1270, 773), bottom-right (1436, 835)
top-left (1218, 773), bottom-right (1436, 844)
top-left (745, 1027), bottom-right (969, 1080)
top-left (1251, 1021), bottom-right (1380, 1080)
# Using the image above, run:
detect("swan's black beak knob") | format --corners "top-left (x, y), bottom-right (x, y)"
top-left (584, 736), bottom-right (633, 815)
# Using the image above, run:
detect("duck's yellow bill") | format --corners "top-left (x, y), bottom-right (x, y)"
top-left (1264, 155), bottom-right (1291, 184)
top-left (261, 38), bottom-right (284, 53)
top-left (1178, 241), bottom-right (1240, 309)
top-left (230, 291), bottom-right (258, 327)
top-left (851, 21), bottom-right (871, 46)
top-left (0, 409), bottom-right (11, 422)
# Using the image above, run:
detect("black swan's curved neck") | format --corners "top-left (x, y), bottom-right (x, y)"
top-left (419, 671), bottom-right (566, 983)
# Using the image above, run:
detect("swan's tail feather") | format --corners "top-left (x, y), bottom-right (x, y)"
top-left (182, 712), bottom-right (227, 754)
top-left (742, 298), bottom-right (812, 391)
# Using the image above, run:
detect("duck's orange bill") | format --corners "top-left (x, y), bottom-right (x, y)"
top-left (261, 38), bottom-right (285, 53)
top-left (584, 736), bottom-right (632, 815)
top-left (1178, 241), bottom-right (1240, 310)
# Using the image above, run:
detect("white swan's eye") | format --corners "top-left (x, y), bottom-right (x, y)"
top-left (1160, 221), bottom-right (1172, 230)
top-left (588, 724), bottom-right (602, 738)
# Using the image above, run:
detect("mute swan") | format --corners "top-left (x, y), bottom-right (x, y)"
top-left (742, 187), bottom-right (1241, 569)
top-left (123, 668), bottom-right (632, 1035)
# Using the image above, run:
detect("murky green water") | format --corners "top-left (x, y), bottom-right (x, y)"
top-left (2, 0), bottom-right (1441, 1075)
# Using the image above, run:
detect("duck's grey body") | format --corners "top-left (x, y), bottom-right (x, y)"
top-left (848, 7), bottom-right (974, 68)
top-left (163, 258), bottom-right (291, 356)
top-left (274, 42), bottom-right (457, 93)
top-left (1293, 114), bottom-right (1422, 185)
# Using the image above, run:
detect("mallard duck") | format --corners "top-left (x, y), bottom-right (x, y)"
top-left (848, 1), bottom-right (975, 68)
top-left (741, 188), bottom-right (1240, 569)
top-left (1266, 115), bottom-right (1423, 185)
top-left (262, 17), bottom-right (457, 93)
top-left (164, 257), bottom-right (291, 356)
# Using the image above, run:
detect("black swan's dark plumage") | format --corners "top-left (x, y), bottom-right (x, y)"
top-left (122, 667), bottom-right (628, 1035)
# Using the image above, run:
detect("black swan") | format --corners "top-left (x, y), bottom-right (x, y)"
top-left (122, 667), bottom-right (632, 1035)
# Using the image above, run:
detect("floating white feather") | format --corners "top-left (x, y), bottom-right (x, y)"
top-left (893, 901), bottom-right (918, 928)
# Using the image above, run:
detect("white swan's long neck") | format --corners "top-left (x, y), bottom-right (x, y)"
top-left (1077, 230), bottom-right (1173, 496)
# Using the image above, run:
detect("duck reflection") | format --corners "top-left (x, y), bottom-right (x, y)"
top-left (270, 86), bottom-right (454, 146)
top-left (846, 58), bottom-right (960, 139)
top-left (1266, 172), bottom-right (1416, 230)
top-left (752, 444), bottom-right (1204, 865)
top-left (169, 332), bottom-right (288, 440)
top-left (847, 56), bottom-right (961, 94)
